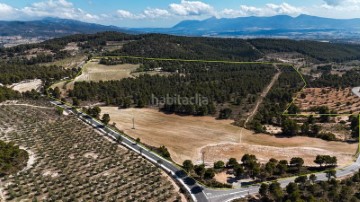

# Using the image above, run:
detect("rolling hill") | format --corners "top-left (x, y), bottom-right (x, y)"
top-left (0, 17), bottom-right (132, 38)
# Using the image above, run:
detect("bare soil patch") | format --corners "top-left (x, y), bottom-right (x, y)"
top-left (83, 152), bottom-right (99, 159)
top-left (8, 79), bottom-right (42, 93)
top-left (101, 107), bottom-right (357, 166)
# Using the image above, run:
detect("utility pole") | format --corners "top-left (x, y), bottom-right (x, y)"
top-left (132, 117), bottom-right (135, 129)
top-left (202, 151), bottom-right (205, 165)
top-left (239, 128), bottom-right (243, 144)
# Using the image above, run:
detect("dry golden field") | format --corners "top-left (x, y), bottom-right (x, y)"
top-left (101, 107), bottom-right (357, 167)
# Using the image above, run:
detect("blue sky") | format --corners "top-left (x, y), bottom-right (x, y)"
top-left (0, 0), bottom-right (359, 27)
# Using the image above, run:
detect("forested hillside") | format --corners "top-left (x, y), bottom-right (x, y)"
top-left (3, 32), bottom-right (360, 63)
top-left (249, 39), bottom-right (360, 62)
top-left (110, 34), bottom-right (262, 61)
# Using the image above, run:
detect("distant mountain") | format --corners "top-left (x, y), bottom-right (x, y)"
top-left (172, 15), bottom-right (360, 32)
top-left (134, 15), bottom-right (360, 41)
top-left (2, 15), bottom-right (360, 42)
top-left (0, 17), bottom-right (132, 38)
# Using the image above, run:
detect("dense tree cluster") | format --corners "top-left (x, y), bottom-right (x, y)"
top-left (70, 62), bottom-right (276, 116)
top-left (0, 140), bottom-right (29, 175)
top-left (0, 87), bottom-right (21, 102)
top-left (0, 61), bottom-right (78, 85)
top-left (310, 70), bottom-right (360, 88)
top-left (83, 106), bottom-right (101, 119)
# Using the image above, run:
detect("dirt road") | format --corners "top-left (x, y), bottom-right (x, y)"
top-left (244, 65), bottom-right (281, 127)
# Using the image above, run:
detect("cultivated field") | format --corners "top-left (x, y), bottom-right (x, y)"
top-left (295, 87), bottom-right (360, 114)
top-left (0, 102), bottom-right (182, 201)
top-left (76, 60), bottom-right (139, 82)
top-left (101, 107), bottom-right (357, 166)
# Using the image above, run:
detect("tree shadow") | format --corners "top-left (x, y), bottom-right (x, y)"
top-left (191, 186), bottom-right (203, 194)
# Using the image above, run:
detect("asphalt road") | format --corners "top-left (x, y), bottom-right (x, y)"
top-left (204, 156), bottom-right (360, 202)
top-left (51, 101), bottom-right (208, 202)
top-left (51, 90), bottom-right (360, 202)
top-left (203, 87), bottom-right (360, 202)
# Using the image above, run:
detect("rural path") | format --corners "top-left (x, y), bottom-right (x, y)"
top-left (0, 103), bottom-right (52, 109)
top-left (244, 65), bottom-right (281, 127)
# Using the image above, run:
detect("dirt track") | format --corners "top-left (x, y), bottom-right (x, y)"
top-left (244, 66), bottom-right (281, 127)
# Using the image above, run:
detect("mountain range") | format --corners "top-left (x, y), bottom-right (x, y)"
top-left (135, 15), bottom-right (360, 41)
top-left (1, 15), bottom-right (360, 41)
top-left (0, 17), bottom-right (131, 38)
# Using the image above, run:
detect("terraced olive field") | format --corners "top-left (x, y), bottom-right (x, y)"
top-left (0, 101), bottom-right (182, 201)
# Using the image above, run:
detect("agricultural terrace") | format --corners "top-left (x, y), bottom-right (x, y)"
top-left (0, 102), bottom-right (183, 201)
top-left (295, 87), bottom-right (360, 115)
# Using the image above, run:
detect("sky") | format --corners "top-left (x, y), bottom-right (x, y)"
top-left (0, 0), bottom-right (359, 27)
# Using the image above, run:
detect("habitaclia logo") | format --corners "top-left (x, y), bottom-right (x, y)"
top-left (151, 94), bottom-right (209, 106)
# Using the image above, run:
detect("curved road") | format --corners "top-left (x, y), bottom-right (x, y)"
top-left (51, 84), bottom-right (360, 202)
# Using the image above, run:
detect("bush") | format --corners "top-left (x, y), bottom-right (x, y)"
top-left (317, 132), bottom-right (337, 141)
top-left (0, 140), bottom-right (29, 175)
top-left (218, 108), bottom-right (232, 119)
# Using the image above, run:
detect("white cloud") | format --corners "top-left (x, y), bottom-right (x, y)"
top-left (117, 10), bottom-right (143, 19)
top-left (20, 0), bottom-right (100, 21)
top-left (169, 0), bottom-right (214, 16)
top-left (117, 8), bottom-right (169, 20)
top-left (144, 8), bottom-right (170, 19)
top-left (265, 3), bottom-right (303, 16)
top-left (313, 0), bottom-right (360, 18)
top-left (219, 3), bottom-right (303, 18)
top-left (0, 3), bottom-right (16, 19)
top-left (114, 0), bottom-right (214, 21)
top-left (0, 0), bottom-right (101, 22)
